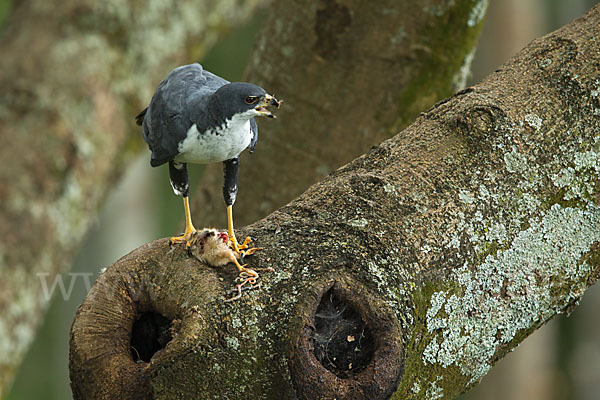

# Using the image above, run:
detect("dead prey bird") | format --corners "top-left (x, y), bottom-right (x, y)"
top-left (189, 228), bottom-right (268, 301)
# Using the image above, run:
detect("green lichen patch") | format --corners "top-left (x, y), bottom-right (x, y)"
top-left (419, 204), bottom-right (600, 391)
top-left (549, 142), bottom-right (600, 205)
top-left (394, 281), bottom-right (469, 399)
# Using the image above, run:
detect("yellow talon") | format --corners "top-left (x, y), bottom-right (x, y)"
top-left (169, 196), bottom-right (196, 251)
top-left (226, 204), bottom-right (254, 252)
top-left (239, 236), bottom-right (253, 249)
top-left (229, 236), bottom-right (253, 252)
top-left (242, 247), bottom-right (263, 257)
top-left (169, 231), bottom-right (196, 250)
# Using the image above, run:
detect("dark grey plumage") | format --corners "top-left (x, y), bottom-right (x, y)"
top-left (135, 63), bottom-right (280, 254)
top-left (136, 63), bottom-right (264, 167)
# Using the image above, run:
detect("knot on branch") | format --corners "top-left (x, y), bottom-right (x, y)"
top-left (456, 104), bottom-right (505, 136)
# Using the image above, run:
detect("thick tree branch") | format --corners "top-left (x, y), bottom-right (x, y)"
top-left (0, 0), bottom-right (268, 394)
top-left (190, 0), bottom-right (488, 228)
top-left (70, 4), bottom-right (600, 399)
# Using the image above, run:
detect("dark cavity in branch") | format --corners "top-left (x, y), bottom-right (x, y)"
top-left (313, 287), bottom-right (375, 378)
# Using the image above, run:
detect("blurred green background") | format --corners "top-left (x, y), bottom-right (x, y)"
top-left (3, 1), bottom-right (600, 399)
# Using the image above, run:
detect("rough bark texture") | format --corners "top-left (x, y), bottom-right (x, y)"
top-left (190, 0), bottom-right (488, 228)
top-left (70, 4), bottom-right (600, 400)
top-left (0, 0), bottom-right (268, 394)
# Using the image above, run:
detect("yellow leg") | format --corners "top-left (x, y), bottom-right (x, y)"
top-left (227, 205), bottom-right (252, 252)
top-left (169, 196), bottom-right (197, 250)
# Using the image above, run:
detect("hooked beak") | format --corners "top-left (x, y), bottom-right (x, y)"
top-left (255, 94), bottom-right (282, 118)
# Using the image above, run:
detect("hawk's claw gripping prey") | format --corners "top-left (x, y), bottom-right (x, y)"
top-left (136, 63), bottom-right (280, 280)
top-left (169, 234), bottom-right (195, 254)
top-left (239, 246), bottom-right (263, 264)
top-left (167, 195), bottom-right (197, 253)
top-left (229, 235), bottom-right (252, 253)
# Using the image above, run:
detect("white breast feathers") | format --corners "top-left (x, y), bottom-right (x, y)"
top-left (176, 114), bottom-right (253, 164)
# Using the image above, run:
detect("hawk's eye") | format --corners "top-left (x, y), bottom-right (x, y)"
top-left (245, 96), bottom-right (258, 104)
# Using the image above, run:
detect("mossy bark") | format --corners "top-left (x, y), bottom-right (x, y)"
top-left (71, 4), bottom-right (600, 400)
top-left (0, 0), bottom-right (268, 394)
top-left (190, 0), bottom-right (488, 229)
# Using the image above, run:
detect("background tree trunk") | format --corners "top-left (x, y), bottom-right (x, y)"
top-left (0, 0), bottom-right (268, 394)
top-left (70, 4), bottom-right (600, 399)
top-left (190, 0), bottom-right (488, 228)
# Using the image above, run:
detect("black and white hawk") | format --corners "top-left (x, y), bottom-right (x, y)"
top-left (136, 64), bottom-right (280, 274)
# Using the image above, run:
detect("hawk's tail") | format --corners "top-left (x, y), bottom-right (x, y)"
top-left (135, 107), bottom-right (148, 126)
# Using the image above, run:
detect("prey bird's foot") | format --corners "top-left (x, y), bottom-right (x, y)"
top-left (224, 279), bottom-right (261, 302)
top-left (224, 259), bottom-right (273, 302)
top-left (238, 267), bottom-right (259, 283)
top-left (224, 266), bottom-right (275, 302)
top-left (232, 259), bottom-right (259, 283)
top-left (224, 269), bottom-right (260, 302)
top-left (232, 258), bottom-right (259, 285)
